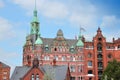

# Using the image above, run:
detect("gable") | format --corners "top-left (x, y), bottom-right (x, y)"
top-left (22, 67), bottom-right (44, 80)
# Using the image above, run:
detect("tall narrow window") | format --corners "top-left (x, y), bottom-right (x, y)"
top-left (70, 65), bottom-right (75, 72)
top-left (62, 56), bottom-right (66, 61)
top-left (36, 74), bottom-right (39, 80)
top-left (54, 55), bottom-right (58, 61)
top-left (31, 74), bottom-right (34, 80)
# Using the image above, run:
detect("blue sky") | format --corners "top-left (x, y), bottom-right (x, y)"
top-left (0, 0), bottom-right (120, 75)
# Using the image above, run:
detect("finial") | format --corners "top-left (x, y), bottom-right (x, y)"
top-left (34, 0), bottom-right (37, 17)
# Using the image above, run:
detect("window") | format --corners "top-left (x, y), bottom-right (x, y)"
top-left (31, 74), bottom-right (34, 80)
top-left (70, 77), bottom-right (75, 80)
top-left (44, 56), bottom-right (49, 60)
top-left (3, 71), bottom-right (7, 75)
top-left (78, 56), bottom-right (83, 61)
top-left (98, 54), bottom-right (102, 58)
top-left (54, 48), bottom-right (57, 51)
top-left (88, 61), bottom-right (92, 67)
top-left (78, 65), bottom-right (83, 72)
top-left (98, 37), bottom-right (102, 41)
top-left (70, 56), bottom-right (75, 61)
top-left (54, 55), bottom-right (58, 61)
top-left (118, 45), bottom-right (120, 49)
top-left (88, 70), bottom-right (93, 74)
top-left (70, 65), bottom-right (75, 72)
top-left (3, 76), bottom-right (7, 80)
top-left (45, 47), bottom-right (49, 51)
top-left (88, 53), bottom-right (92, 58)
top-left (97, 43), bottom-right (102, 51)
top-left (62, 56), bottom-right (66, 61)
top-left (36, 74), bottom-right (39, 80)
top-left (89, 77), bottom-right (92, 80)
top-left (108, 54), bottom-right (112, 59)
top-left (78, 77), bottom-right (84, 80)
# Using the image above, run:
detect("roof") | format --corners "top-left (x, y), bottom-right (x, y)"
top-left (43, 65), bottom-right (68, 80)
top-left (76, 36), bottom-right (84, 47)
top-left (35, 36), bottom-right (43, 45)
top-left (11, 65), bottom-right (68, 80)
top-left (0, 61), bottom-right (10, 68)
top-left (11, 66), bottom-right (31, 80)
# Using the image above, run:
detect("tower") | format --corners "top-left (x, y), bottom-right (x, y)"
top-left (23, 0), bottom-right (43, 66)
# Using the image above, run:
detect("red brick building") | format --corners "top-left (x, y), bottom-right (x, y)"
top-left (11, 58), bottom-right (70, 80)
top-left (0, 61), bottom-right (10, 80)
top-left (22, 4), bottom-right (120, 80)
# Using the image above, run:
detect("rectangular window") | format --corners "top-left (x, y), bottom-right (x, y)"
top-left (70, 65), bottom-right (75, 72)
top-left (88, 61), bottom-right (92, 67)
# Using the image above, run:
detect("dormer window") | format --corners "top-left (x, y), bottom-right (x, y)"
top-left (45, 47), bottom-right (49, 51)
top-left (70, 46), bottom-right (75, 53)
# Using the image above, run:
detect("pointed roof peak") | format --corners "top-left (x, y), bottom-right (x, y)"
top-left (32, 0), bottom-right (38, 22)
top-left (97, 27), bottom-right (102, 32)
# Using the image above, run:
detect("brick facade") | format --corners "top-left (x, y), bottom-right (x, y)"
top-left (22, 6), bottom-right (120, 80)
top-left (0, 62), bottom-right (10, 80)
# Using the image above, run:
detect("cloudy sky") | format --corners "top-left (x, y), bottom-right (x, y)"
top-left (0, 0), bottom-right (120, 75)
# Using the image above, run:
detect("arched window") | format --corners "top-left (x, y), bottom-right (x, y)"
top-left (36, 74), bottom-right (39, 80)
top-left (31, 74), bottom-right (34, 80)
top-left (108, 54), bottom-right (112, 59)
top-left (88, 53), bottom-right (92, 58)
top-left (97, 43), bottom-right (102, 51)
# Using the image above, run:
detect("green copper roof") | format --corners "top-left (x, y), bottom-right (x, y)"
top-left (32, 9), bottom-right (39, 22)
top-left (76, 39), bottom-right (84, 47)
top-left (76, 29), bottom-right (84, 47)
top-left (35, 34), bottom-right (43, 45)
top-left (76, 36), bottom-right (84, 47)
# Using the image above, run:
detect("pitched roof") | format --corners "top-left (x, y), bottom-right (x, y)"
top-left (0, 61), bottom-right (10, 68)
top-left (10, 66), bottom-right (31, 80)
top-left (11, 65), bottom-right (68, 80)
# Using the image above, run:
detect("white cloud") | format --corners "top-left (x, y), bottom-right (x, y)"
top-left (101, 15), bottom-right (120, 28)
top-left (11, 0), bottom-right (99, 28)
top-left (12, 0), bottom-right (69, 18)
top-left (0, 0), bottom-right (4, 8)
top-left (0, 17), bottom-right (15, 40)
